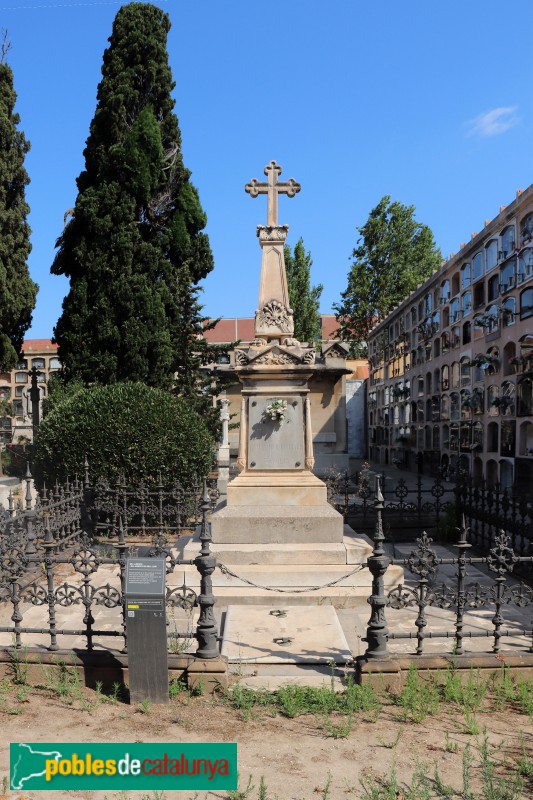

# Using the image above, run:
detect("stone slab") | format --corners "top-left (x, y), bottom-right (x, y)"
top-left (211, 504), bottom-right (344, 544)
top-left (248, 396), bottom-right (304, 470)
top-left (221, 605), bottom-right (351, 664)
top-left (226, 472), bottom-right (328, 506)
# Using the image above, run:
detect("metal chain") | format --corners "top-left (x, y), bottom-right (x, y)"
top-left (216, 562), bottom-right (364, 593)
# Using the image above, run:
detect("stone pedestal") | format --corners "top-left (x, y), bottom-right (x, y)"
top-left (211, 362), bottom-right (347, 552)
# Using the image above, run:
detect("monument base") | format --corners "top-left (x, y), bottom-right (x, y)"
top-left (211, 502), bottom-right (344, 544)
top-left (226, 470), bottom-right (327, 506)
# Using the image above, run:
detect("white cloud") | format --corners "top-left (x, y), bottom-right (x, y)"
top-left (466, 106), bottom-right (519, 137)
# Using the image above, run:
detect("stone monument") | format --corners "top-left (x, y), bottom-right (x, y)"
top-left (179, 160), bottom-right (402, 607)
top-left (211, 160), bottom-right (346, 553)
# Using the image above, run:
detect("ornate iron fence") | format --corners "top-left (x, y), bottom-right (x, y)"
top-left (364, 480), bottom-right (533, 659)
top-left (329, 471), bottom-right (455, 531)
top-left (89, 472), bottom-right (204, 542)
top-left (0, 468), bottom-right (219, 659)
top-left (331, 470), bottom-right (532, 557)
top-left (457, 482), bottom-right (532, 556)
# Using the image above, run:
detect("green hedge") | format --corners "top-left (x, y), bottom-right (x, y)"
top-left (32, 382), bottom-right (214, 487)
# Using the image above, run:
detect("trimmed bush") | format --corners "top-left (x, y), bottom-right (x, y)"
top-left (32, 382), bottom-right (214, 487)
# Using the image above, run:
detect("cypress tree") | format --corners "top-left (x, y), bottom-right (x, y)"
top-left (283, 238), bottom-right (323, 343)
top-left (0, 33), bottom-right (37, 369)
top-left (51, 3), bottom-right (213, 389)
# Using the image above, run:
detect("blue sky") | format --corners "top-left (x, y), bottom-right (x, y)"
top-left (3, 0), bottom-right (532, 338)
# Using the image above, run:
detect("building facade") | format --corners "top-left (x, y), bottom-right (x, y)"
top-left (0, 340), bottom-right (60, 444)
top-left (367, 186), bottom-right (533, 492)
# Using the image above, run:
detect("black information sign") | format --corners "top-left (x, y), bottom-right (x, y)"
top-left (125, 556), bottom-right (168, 704)
top-left (125, 558), bottom-right (166, 596)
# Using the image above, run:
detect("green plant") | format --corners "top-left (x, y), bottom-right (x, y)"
top-left (517, 732), bottom-right (533, 786)
top-left (377, 730), bottom-right (402, 749)
top-left (15, 685), bottom-right (29, 703)
top-left (9, 644), bottom-right (29, 685)
top-left (0, 52), bottom-right (37, 374)
top-left (258, 776), bottom-right (268, 800)
top-left (359, 762), bottom-right (401, 800)
top-left (226, 773), bottom-right (255, 800)
top-left (478, 732), bottom-right (523, 800)
top-left (284, 238), bottom-right (323, 343)
top-left (319, 771), bottom-right (332, 800)
top-left (138, 698), bottom-right (151, 714)
top-left (169, 677), bottom-right (188, 698)
top-left (33, 381), bottom-right (214, 486)
top-left (318, 713), bottom-right (354, 739)
top-left (462, 743), bottom-right (474, 800)
top-left (444, 731), bottom-right (458, 753)
top-left (51, 2), bottom-right (216, 415)
top-left (462, 709), bottom-right (480, 735)
top-left (108, 682), bottom-right (124, 704)
top-left (189, 675), bottom-right (205, 697)
top-left (394, 664), bottom-right (440, 722)
top-left (167, 602), bottom-right (196, 656)
top-left (515, 675), bottom-right (533, 717)
top-left (43, 659), bottom-right (83, 703)
top-left (432, 765), bottom-right (454, 798)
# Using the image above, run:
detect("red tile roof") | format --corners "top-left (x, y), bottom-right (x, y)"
top-left (22, 339), bottom-right (57, 352)
top-left (203, 315), bottom-right (340, 343)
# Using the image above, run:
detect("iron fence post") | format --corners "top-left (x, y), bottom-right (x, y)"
top-left (364, 477), bottom-right (390, 659)
top-left (43, 519), bottom-right (58, 651)
top-left (117, 519), bottom-right (128, 653)
top-left (194, 480), bottom-right (219, 659)
top-left (453, 516), bottom-right (471, 656)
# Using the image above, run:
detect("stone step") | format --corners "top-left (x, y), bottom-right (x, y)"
top-left (169, 564), bottom-right (404, 606)
top-left (210, 504), bottom-right (345, 544)
top-left (228, 674), bottom-right (348, 691)
top-left (175, 563), bottom-right (398, 588)
top-left (221, 605), bottom-right (352, 664)
top-left (178, 529), bottom-right (373, 566)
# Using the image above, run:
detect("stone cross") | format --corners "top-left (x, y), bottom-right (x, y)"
top-left (245, 160), bottom-right (301, 226)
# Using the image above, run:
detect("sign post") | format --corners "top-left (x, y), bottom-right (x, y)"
top-left (125, 557), bottom-right (168, 704)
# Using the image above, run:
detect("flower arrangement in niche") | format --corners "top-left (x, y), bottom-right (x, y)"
top-left (468, 353), bottom-right (499, 370)
top-left (264, 399), bottom-right (288, 424)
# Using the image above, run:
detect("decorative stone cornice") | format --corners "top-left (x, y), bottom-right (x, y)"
top-left (256, 225), bottom-right (289, 243)
top-left (233, 343), bottom-right (316, 367)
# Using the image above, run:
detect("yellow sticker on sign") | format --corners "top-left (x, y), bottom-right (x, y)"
top-left (127, 604), bottom-right (139, 609)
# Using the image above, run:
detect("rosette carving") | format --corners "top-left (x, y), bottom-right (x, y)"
top-left (256, 300), bottom-right (293, 333)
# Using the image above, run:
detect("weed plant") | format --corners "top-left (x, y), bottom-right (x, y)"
top-left (8, 644), bottom-right (29, 685)
top-left (224, 676), bottom-right (380, 723)
top-left (391, 663), bottom-right (440, 722)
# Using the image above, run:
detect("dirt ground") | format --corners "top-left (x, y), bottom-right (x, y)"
top-left (0, 676), bottom-right (532, 800)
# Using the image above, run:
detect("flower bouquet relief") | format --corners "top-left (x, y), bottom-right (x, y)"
top-left (264, 399), bottom-right (288, 424)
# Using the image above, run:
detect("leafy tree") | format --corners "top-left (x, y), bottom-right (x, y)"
top-left (0, 32), bottom-right (37, 370)
top-left (51, 3), bottom-right (213, 390)
top-left (284, 238), bottom-right (323, 343)
top-left (334, 196), bottom-right (441, 356)
top-left (32, 382), bottom-right (214, 487)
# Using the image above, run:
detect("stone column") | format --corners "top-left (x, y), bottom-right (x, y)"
top-left (216, 393), bottom-right (230, 498)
